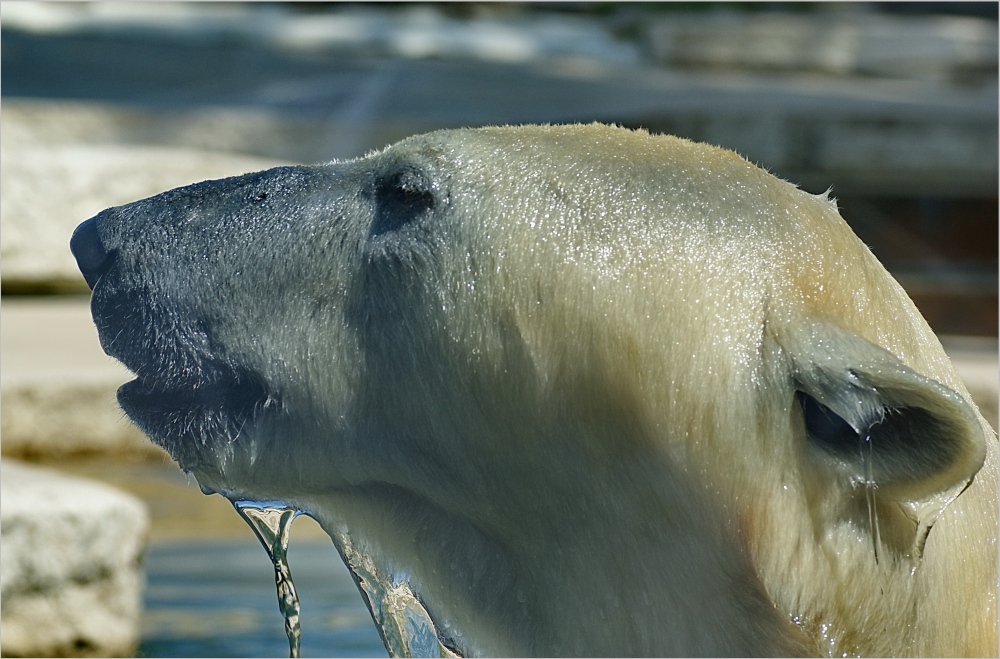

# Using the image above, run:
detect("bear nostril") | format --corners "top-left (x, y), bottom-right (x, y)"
top-left (70, 217), bottom-right (115, 290)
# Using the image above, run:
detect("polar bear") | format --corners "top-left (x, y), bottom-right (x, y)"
top-left (71, 124), bottom-right (997, 657)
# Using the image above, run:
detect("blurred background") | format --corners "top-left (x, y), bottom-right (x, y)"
top-left (1, 2), bottom-right (996, 657)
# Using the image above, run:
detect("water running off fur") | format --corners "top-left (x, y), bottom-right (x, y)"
top-left (233, 500), bottom-right (302, 658)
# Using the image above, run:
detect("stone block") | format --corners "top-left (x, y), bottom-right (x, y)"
top-left (1, 298), bottom-right (153, 457)
top-left (0, 460), bottom-right (150, 657)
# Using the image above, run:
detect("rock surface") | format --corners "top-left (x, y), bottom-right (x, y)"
top-left (0, 460), bottom-right (150, 657)
top-left (1, 297), bottom-right (153, 457)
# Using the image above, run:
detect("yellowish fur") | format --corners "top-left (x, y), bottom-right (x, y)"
top-left (82, 124), bottom-right (997, 656)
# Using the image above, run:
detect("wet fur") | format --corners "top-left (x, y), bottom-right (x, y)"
top-left (74, 124), bottom-right (998, 656)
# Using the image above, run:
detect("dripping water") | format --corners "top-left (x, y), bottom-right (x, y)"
top-left (860, 429), bottom-right (892, 642)
top-left (333, 532), bottom-right (461, 658)
top-left (233, 500), bottom-right (302, 658)
top-left (860, 432), bottom-right (881, 564)
top-left (229, 497), bottom-right (458, 657)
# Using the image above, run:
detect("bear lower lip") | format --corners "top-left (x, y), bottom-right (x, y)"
top-left (117, 369), bottom-right (277, 459)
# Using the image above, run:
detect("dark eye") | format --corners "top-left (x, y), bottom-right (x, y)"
top-left (370, 169), bottom-right (435, 236)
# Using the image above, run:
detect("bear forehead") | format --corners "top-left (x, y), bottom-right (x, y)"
top-left (374, 123), bottom-right (837, 237)
top-left (382, 123), bottom-right (749, 180)
top-left (365, 125), bottom-right (846, 283)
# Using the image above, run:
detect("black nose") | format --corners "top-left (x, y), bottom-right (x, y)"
top-left (70, 217), bottom-right (114, 290)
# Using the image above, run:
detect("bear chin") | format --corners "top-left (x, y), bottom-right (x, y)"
top-left (116, 365), bottom-right (277, 471)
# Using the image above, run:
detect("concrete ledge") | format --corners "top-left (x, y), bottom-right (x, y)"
top-left (1, 381), bottom-right (151, 458)
top-left (0, 460), bottom-right (149, 657)
top-left (1, 297), bottom-right (155, 458)
top-left (644, 10), bottom-right (997, 83)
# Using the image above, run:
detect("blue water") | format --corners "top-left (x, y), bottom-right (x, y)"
top-left (139, 540), bottom-right (387, 658)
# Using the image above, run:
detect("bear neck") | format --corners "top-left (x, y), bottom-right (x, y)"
top-left (306, 428), bottom-right (809, 657)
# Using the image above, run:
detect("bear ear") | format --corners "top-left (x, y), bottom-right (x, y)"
top-left (370, 167), bottom-right (437, 237)
top-left (782, 319), bottom-right (987, 505)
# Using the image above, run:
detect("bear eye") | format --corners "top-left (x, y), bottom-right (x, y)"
top-left (370, 168), bottom-right (436, 237)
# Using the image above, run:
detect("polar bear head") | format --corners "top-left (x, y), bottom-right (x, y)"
top-left (72, 124), bottom-right (996, 656)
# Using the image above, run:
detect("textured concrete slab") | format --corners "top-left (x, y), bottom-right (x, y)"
top-left (0, 460), bottom-right (149, 657)
top-left (1, 297), bottom-right (153, 457)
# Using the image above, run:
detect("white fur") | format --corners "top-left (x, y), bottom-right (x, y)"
top-left (99, 125), bottom-right (998, 656)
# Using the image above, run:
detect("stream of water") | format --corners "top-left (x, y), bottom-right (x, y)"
top-left (219, 499), bottom-right (459, 658)
top-left (232, 500), bottom-right (303, 657)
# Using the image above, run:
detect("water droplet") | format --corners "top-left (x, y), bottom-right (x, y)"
top-left (233, 500), bottom-right (302, 658)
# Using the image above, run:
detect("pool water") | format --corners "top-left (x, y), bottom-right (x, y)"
top-left (139, 540), bottom-right (387, 658)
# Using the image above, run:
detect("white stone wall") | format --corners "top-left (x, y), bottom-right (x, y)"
top-left (0, 461), bottom-right (149, 657)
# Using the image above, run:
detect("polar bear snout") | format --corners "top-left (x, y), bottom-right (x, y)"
top-left (69, 165), bottom-right (355, 472)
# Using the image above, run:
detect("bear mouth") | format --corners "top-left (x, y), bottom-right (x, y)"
top-left (115, 359), bottom-right (278, 471)
top-left (87, 281), bottom-right (280, 469)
